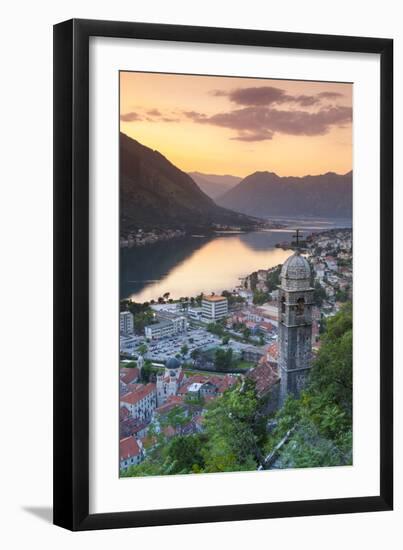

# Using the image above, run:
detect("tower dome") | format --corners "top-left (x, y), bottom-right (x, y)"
top-left (280, 251), bottom-right (311, 290)
top-left (165, 357), bottom-right (180, 370)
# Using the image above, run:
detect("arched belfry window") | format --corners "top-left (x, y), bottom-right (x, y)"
top-left (281, 297), bottom-right (286, 313)
top-left (296, 297), bottom-right (305, 315)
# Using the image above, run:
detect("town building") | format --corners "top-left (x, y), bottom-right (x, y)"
top-left (120, 311), bottom-right (134, 335)
top-left (201, 295), bottom-right (228, 320)
top-left (120, 383), bottom-right (157, 421)
top-left (278, 251), bottom-right (314, 404)
top-left (144, 314), bottom-right (186, 340)
top-left (119, 435), bottom-right (143, 470)
top-left (156, 357), bottom-right (184, 406)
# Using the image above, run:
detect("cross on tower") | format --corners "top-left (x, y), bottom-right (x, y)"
top-left (292, 228), bottom-right (303, 247)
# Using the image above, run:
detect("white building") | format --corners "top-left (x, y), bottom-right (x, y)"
top-left (202, 295), bottom-right (228, 320)
top-left (156, 357), bottom-right (184, 406)
top-left (120, 383), bottom-right (157, 421)
top-left (120, 311), bottom-right (134, 335)
top-left (119, 436), bottom-right (143, 470)
top-left (144, 315), bottom-right (186, 340)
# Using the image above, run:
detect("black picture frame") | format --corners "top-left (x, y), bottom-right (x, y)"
top-left (53, 18), bottom-right (393, 531)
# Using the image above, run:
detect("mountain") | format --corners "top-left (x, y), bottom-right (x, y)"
top-left (217, 170), bottom-right (352, 219)
top-left (188, 171), bottom-right (242, 200)
top-left (120, 133), bottom-right (259, 233)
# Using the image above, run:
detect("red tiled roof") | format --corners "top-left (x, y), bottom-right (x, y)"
top-left (215, 375), bottom-right (238, 393)
top-left (120, 417), bottom-right (148, 438)
top-left (120, 367), bottom-right (140, 385)
top-left (120, 383), bottom-right (156, 405)
top-left (178, 375), bottom-right (208, 394)
top-left (155, 395), bottom-right (184, 415)
top-left (247, 360), bottom-right (279, 397)
top-left (119, 407), bottom-right (130, 421)
top-left (120, 436), bottom-right (141, 460)
top-left (260, 321), bottom-right (274, 331)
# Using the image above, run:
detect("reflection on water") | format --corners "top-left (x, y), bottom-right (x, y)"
top-left (121, 230), bottom-right (293, 302)
top-left (120, 220), bottom-right (351, 303)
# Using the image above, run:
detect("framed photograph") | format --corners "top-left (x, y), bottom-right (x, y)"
top-left (53, 19), bottom-right (393, 530)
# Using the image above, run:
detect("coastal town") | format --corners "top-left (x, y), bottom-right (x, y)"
top-left (119, 228), bottom-right (352, 472)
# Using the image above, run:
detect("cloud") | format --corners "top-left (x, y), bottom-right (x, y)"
top-left (317, 91), bottom-right (344, 99)
top-left (213, 86), bottom-right (324, 108)
top-left (121, 86), bottom-right (350, 142)
top-left (183, 105), bottom-right (352, 141)
top-left (183, 110), bottom-right (208, 121)
top-left (120, 112), bottom-right (142, 122)
top-left (147, 108), bottom-right (162, 116)
top-left (213, 86), bottom-right (346, 108)
top-left (231, 131), bottom-right (274, 142)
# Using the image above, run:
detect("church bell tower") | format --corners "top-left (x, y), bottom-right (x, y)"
top-left (278, 251), bottom-right (314, 404)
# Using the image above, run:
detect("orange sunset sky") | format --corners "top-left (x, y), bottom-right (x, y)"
top-left (120, 72), bottom-right (352, 178)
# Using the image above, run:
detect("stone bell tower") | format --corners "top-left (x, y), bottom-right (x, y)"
top-left (278, 251), bottom-right (314, 404)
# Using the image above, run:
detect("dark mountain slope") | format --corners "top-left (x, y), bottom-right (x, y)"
top-left (217, 170), bottom-right (352, 219)
top-left (120, 133), bottom-right (258, 232)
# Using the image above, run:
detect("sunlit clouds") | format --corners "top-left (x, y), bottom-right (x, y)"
top-left (120, 72), bottom-right (352, 177)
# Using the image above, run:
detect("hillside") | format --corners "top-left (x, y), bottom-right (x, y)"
top-left (120, 133), bottom-right (259, 233)
top-left (188, 171), bottom-right (241, 200)
top-left (217, 171), bottom-right (352, 219)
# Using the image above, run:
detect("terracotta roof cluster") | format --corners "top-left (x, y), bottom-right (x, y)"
top-left (247, 360), bottom-right (279, 397)
top-left (121, 383), bottom-right (156, 405)
top-left (177, 374), bottom-right (208, 395)
top-left (215, 374), bottom-right (238, 393)
top-left (120, 417), bottom-right (148, 439)
top-left (178, 373), bottom-right (238, 396)
top-left (120, 436), bottom-right (141, 460)
top-left (120, 367), bottom-right (140, 385)
top-left (155, 395), bottom-right (184, 415)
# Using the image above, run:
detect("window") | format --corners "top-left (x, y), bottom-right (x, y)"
top-left (296, 297), bottom-right (305, 315)
top-left (281, 297), bottom-right (286, 313)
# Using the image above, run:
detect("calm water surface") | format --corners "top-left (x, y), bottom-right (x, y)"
top-left (120, 219), bottom-right (350, 303)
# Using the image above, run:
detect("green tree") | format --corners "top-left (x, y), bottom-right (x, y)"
top-left (207, 322), bottom-right (225, 337)
top-left (309, 302), bottom-right (353, 417)
top-left (313, 281), bottom-right (327, 306)
top-left (253, 290), bottom-right (268, 305)
top-left (180, 344), bottom-right (189, 356)
top-left (138, 343), bottom-right (148, 356)
top-left (266, 266), bottom-right (281, 292)
top-left (162, 406), bottom-right (188, 435)
top-left (214, 348), bottom-right (233, 371)
top-left (202, 379), bottom-right (262, 472)
top-left (133, 310), bottom-right (154, 333)
top-left (140, 360), bottom-right (152, 383)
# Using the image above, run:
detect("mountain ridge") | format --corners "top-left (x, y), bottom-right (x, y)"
top-left (217, 170), bottom-right (352, 219)
top-left (120, 133), bottom-right (260, 233)
top-left (188, 171), bottom-right (241, 200)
